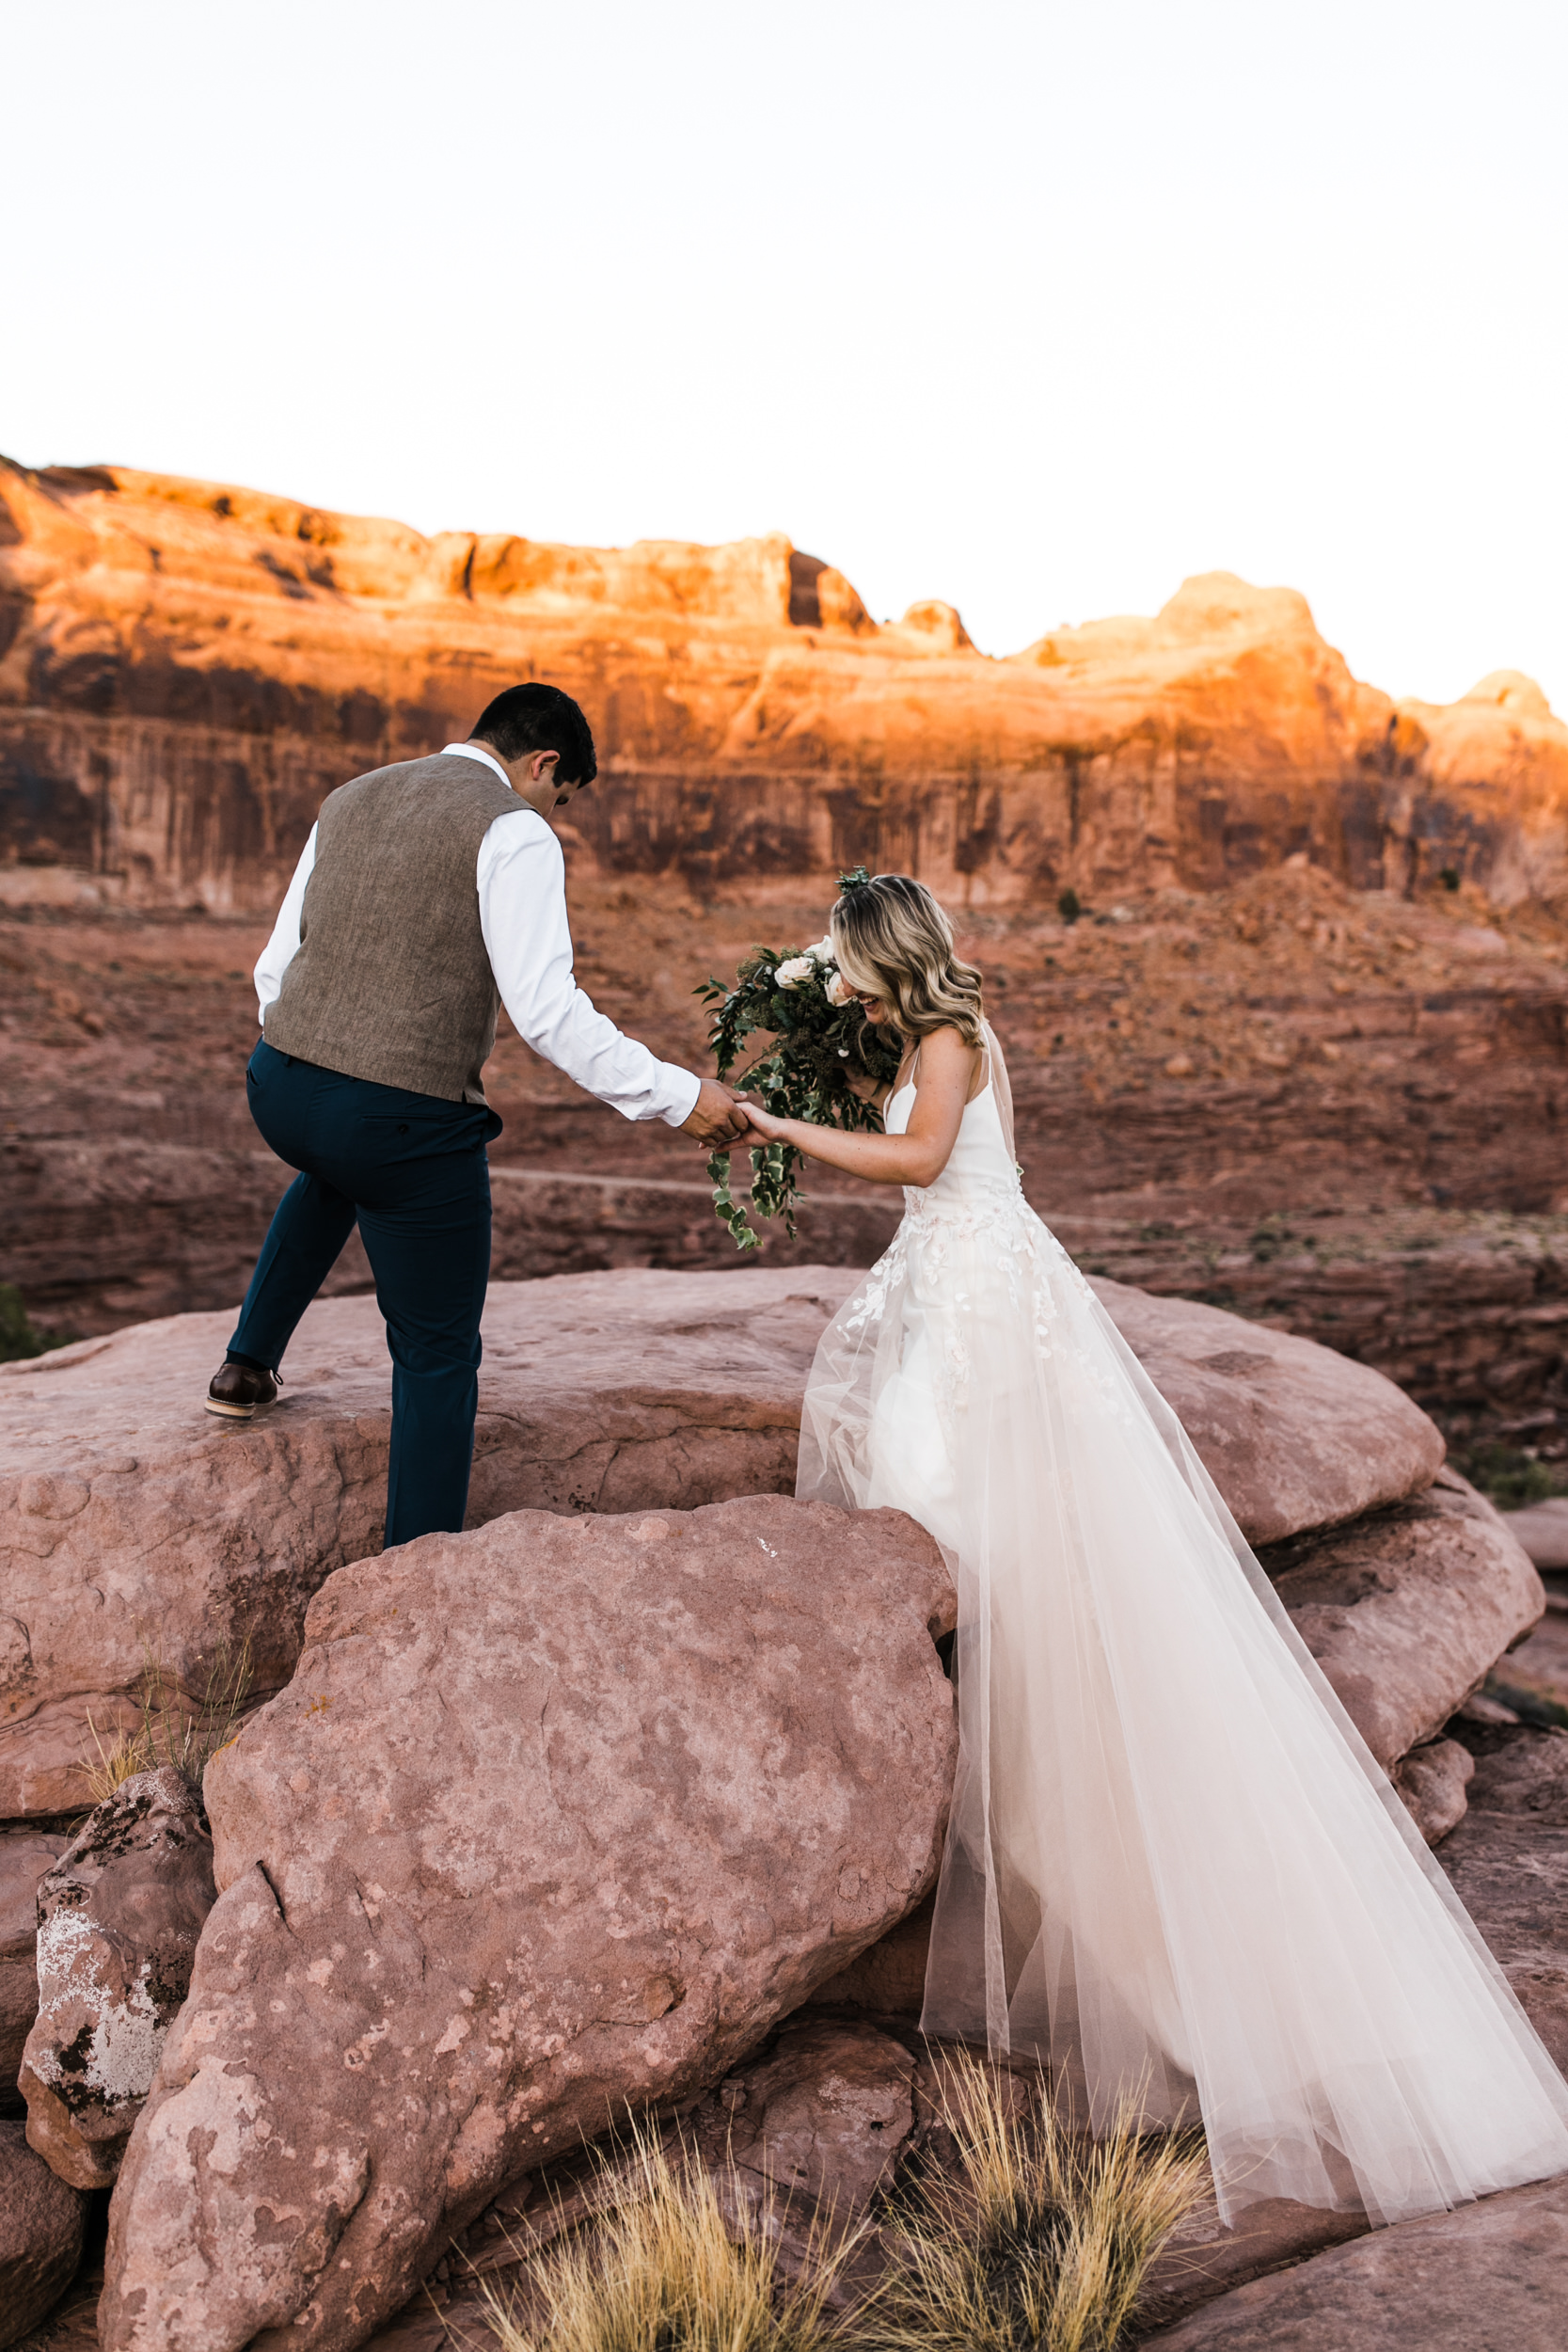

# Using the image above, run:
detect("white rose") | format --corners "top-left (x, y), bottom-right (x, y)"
top-left (825, 969), bottom-right (853, 1007)
top-left (808, 936), bottom-right (836, 961)
top-left (775, 956), bottom-right (815, 988)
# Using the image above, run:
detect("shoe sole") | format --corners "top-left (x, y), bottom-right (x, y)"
top-left (204, 1397), bottom-right (260, 1420)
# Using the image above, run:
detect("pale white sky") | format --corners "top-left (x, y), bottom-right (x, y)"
top-left (5, 0), bottom-right (1564, 712)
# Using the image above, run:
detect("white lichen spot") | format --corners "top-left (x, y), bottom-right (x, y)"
top-left (33, 1909), bottom-right (167, 2108)
top-left (433, 2013), bottom-right (470, 2057)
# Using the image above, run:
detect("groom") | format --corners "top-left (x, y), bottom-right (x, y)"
top-left (204, 681), bottom-right (748, 1546)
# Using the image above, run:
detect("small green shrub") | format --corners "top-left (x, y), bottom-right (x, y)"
top-left (1452, 1444), bottom-right (1561, 1512)
top-left (0, 1281), bottom-right (71, 1364)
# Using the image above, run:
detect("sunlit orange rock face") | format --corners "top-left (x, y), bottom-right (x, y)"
top-left (2, 458), bottom-right (1565, 912)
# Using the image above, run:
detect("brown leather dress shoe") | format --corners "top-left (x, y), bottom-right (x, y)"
top-left (204, 1360), bottom-right (280, 1420)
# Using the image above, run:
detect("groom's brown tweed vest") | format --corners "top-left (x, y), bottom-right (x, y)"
top-left (263, 753), bottom-right (519, 1104)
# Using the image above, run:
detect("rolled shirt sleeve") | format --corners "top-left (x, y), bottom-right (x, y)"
top-left (477, 810), bottom-right (701, 1125)
top-left (254, 824), bottom-right (317, 1021)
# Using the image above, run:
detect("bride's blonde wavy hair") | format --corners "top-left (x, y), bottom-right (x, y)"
top-left (830, 873), bottom-right (985, 1047)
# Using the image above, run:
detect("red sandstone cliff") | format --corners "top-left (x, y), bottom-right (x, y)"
top-left (2, 458), bottom-right (1565, 912)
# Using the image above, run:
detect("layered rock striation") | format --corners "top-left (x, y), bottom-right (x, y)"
top-left (4, 459), bottom-right (1566, 914)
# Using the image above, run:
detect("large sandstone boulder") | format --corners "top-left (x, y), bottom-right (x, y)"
top-left (21, 1768), bottom-right (215, 2189)
top-left (1144, 2173), bottom-right (1568, 2350)
top-left (1259, 1470), bottom-right (1544, 1773)
top-left (0, 1267), bottom-right (854, 1817)
top-left (101, 1495), bottom-right (957, 2352)
top-left (0, 1833), bottom-right (68, 2117)
top-left (1091, 1278), bottom-right (1445, 1546)
top-left (0, 2120), bottom-right (88, 2352)
top-left (1, 1266), bottom-right (1451, 1820)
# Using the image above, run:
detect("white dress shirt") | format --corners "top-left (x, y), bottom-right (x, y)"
top-left (252, 742), bottom-right (701, 1125)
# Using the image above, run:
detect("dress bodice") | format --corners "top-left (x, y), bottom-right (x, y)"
top-left (884, 1072), bottom-right (1020, 1205)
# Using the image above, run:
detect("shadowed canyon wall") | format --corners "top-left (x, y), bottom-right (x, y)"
top-left (4, 459), bottom-right (1567, 914)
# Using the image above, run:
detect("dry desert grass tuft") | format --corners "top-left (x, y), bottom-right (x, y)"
top-left (475, 2116), bottom-right (865, 2352)
top-left (866, 2052), bottom-right (1210, 2352)
top-left (82, 1635), bottom-right (255, 1804)
top-left (471, 2054), bottom-right (1208, 2352)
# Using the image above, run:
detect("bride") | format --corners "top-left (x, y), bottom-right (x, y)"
top-left (736, 870), bottom-right (1568, 2227)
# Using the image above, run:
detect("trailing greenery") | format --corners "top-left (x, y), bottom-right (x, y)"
top-left (697, 868), bottom-right (901, 1250)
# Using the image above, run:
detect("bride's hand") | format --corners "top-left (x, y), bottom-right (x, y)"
top-left (736, 1096), bottom-right (789, 1142)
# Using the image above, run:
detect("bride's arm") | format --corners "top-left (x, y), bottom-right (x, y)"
top-left (738, 1026), bottom-right (976, 1188)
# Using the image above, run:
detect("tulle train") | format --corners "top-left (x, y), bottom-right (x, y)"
top-left (797, 1154), bottom-right (1568, 2225)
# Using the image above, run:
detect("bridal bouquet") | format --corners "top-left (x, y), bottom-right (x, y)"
top-left (696, 868), bottom-right (902, 1249)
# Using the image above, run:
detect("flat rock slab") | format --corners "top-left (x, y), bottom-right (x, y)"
top-left (101, 1494), bottom-right (957, 2352)
top-left (1143, 2171), bottom-right (1568, 2350)
top-left (1259, 1470), bottom-right (1544, 1772)
top-left (3, 1266), bottom-right (1447, 1817)
top-left (1093, 1277), bottom-right (1446, 1547)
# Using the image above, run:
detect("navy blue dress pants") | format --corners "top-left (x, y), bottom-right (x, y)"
top-left (229, 1039), bottom-right (500, 1548)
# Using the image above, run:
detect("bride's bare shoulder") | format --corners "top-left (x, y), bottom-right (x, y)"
top-left (913, 1025), bottom-right (983, 1082)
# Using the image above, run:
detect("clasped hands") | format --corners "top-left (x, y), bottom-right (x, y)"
top-left (678, 1081), bottom-right (787, 1149)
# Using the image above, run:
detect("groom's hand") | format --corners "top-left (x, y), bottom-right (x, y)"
top-left (680, 1079), bottom-right (751, 1147)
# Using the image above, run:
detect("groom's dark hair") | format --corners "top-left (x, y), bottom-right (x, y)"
top-left (470, 682), bottom-right (597, 786)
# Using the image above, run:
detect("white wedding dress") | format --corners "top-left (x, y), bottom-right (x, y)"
top-left (797, 1028), bottom-right (1568, 2225)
